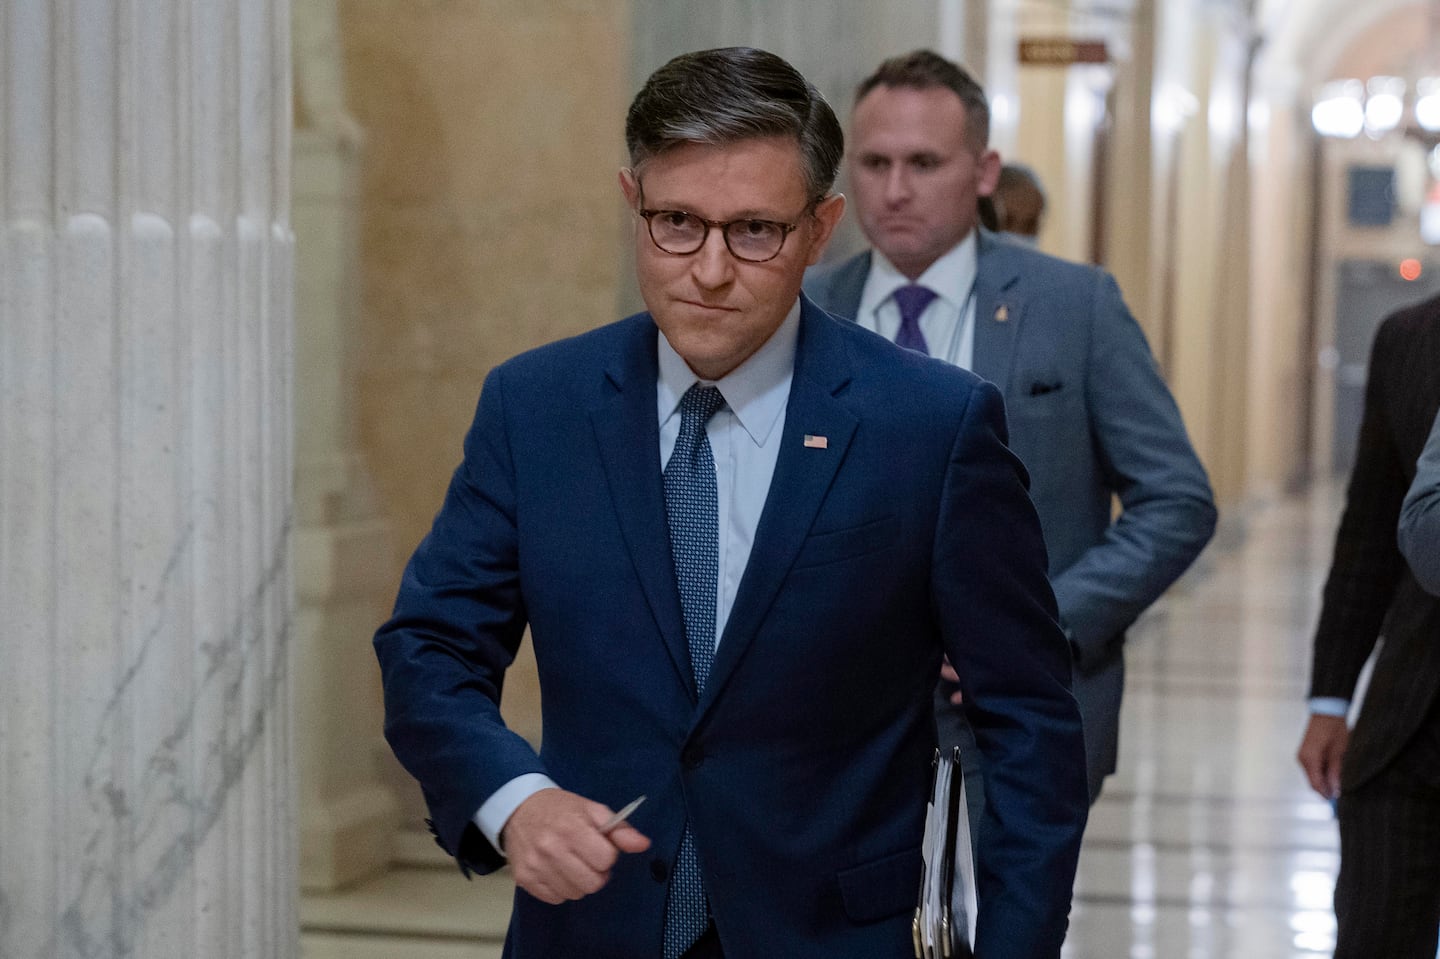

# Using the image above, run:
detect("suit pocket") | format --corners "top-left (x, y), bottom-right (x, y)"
top-left (836, 846), bottom-right (922, 924)
top-left (790, 514), bottom-right (899, 571)
top-left (1010, 383), bottom-right (1074, 420)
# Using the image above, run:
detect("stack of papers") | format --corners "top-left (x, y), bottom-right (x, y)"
top-left (913, 747), bottom-right (976, 958)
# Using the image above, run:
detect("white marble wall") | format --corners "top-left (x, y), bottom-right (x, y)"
top-left (0, 0), bottom-right (296, 956)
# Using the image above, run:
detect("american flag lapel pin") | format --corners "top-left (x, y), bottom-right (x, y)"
top-left (803, 434), bottom-right (828, 449)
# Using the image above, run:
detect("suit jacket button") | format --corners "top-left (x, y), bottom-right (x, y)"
top-left (651, 859), bottom-right (669, 882)
top-left (681, 745), bottom-right (704, 769)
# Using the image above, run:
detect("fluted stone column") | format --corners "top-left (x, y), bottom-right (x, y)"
top-left (0, 0), bottom-right (296, 956)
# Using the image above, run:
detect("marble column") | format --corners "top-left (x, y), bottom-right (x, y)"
top-left (0, 0), bottom-right (296, 956)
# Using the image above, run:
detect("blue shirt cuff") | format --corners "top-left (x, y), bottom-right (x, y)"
top-left (1308, 697), bottom-right (1350, 718)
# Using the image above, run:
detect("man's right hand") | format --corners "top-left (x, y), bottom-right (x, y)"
top-left (500, 788), bottom-right (652, 905)
top-left (1297, 714), bottom-right (1349, 800)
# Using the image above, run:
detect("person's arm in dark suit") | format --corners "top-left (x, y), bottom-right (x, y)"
top-left (373, 366), bottom-right (543, 874)
top-left (933, 378), bottom-right (1088, 959)
top-left (1399, 407), bottom-right (1440, 595)
top-left (1050, 272), bottom-right (1218, 669)
top-left (373, 365), bottom-right (649, 891)
top-left (1298, 318), bottom-right (1409, 798)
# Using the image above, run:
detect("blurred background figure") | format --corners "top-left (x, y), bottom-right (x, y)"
top-left (1297, 294), bottom-right (1440, 959)
top-left (991, 162), bottom-right (1047, 242)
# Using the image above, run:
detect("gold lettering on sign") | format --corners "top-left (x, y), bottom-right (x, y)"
top-left (1018, 39), bottom-right (1108, 66)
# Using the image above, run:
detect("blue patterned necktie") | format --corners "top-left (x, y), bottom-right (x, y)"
top-left (893, 284), bottom-right (938, 354)
top-left (661, 383), bottom-right (725, 958)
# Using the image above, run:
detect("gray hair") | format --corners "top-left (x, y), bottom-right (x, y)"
top-left (855, 50), bottom-right (990, 150)
top-left (625, 47), bottom-right (844, 199)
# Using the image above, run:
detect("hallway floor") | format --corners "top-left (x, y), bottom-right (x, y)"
top-left (302, 483), bottom-right (1350, 958)
top-left (1062, 483), bottom-right (1343, 959)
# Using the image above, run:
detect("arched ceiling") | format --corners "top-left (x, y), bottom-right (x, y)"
top-left (1263, 0), bottom-right (1433, 88)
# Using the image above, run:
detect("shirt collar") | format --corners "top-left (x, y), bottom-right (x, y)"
top-left (859, 231), bottom-right (979, 318)
top-left (656, 299), bottom-right (798, 448)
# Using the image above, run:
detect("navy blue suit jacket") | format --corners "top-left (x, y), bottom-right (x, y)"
top-left (374, 296), bottom-right (1088, 958)
top-left (806, 237), bottom-right (1216, 795)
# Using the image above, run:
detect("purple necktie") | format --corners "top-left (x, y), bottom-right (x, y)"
top-left (892, 284), bottom-right (937, 354)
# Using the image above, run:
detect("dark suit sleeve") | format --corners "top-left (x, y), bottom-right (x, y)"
top-left (372, 365), bottom-right (547, 873)
top-left (1309, 319), bottom-right (1409, 698)
top-left (1050, 272), bottom-right (1218, 668)
top-left (933, 379), bottom-right (1088, 959)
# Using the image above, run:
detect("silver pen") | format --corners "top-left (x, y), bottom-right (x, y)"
top-left (600, 794), bottom-right (646, 834)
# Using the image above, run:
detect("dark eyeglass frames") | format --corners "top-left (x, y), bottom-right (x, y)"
top-left (635, 183), bottom-right (821, 263)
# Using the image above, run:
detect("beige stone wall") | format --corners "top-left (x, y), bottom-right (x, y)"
top-left (343, 1), bottom-right (631, 575)
top-left (1116, 2), bottom-right (1255, 508)
top-left (340, 2), bottom-right (631, 761)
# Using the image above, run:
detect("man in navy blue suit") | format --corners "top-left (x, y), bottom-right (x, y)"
top-left (806, 51), bottom-right (1215, 805)
top-left (374, 47), bottom-right (1087, 959)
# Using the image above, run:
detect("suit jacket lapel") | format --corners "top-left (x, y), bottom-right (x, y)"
top-left (589, 318), bottom-right (696, 698)
top-left (972, 231), bottom-right (1023, 395)
top-left (830, 250), bottom-right (871, 320)
top-left (805, 250), bottom-right (872, 322)
top-left (699, 297), bottom-right (858, 716)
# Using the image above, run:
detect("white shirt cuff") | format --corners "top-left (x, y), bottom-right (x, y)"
top-left (1308, 697), bottom-right (1350, 718)
top-left (473, 773), bottom-right (559, 855)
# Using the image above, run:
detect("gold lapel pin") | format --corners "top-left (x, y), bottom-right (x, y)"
top-left (994, 304), bottom-right (1010, 323)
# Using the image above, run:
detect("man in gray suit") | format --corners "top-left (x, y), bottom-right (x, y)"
top-left (805, 50), bottom-right (1216, 803)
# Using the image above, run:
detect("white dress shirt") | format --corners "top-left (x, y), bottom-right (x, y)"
top-left (472, 301), bottom-right (799, 851)
top-left (855, 231), bottom-right (979, 370)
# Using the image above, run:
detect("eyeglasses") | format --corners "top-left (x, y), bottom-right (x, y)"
top-left (637, 200), bottom-right (817, 263)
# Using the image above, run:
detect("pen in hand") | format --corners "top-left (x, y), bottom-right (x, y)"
top-left (600, 795), bottom-right (646, 835)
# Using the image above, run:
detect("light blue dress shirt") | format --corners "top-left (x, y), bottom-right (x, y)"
top-left (855, 231), bottom-right (978, 370)
top-left (1399, 406), bottom-right (1440, 596)
top-left (472, 302), bottom-right (799, 851)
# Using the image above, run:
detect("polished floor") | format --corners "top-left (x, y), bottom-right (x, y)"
top-left (1062, 484), bottom-right (1344, 959)
top-left (302, 482), bottom-right (1357, 959)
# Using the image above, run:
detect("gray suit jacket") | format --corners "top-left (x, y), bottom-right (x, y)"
top-left (805, 232), bottom-right (1217, 793)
